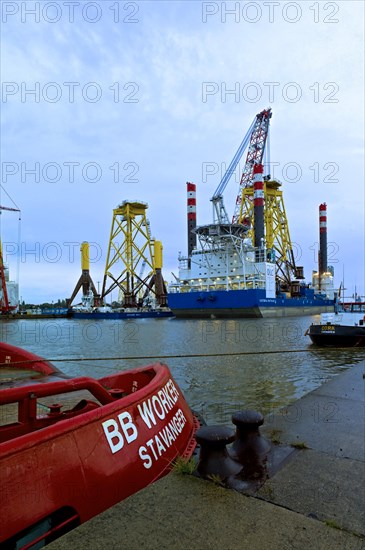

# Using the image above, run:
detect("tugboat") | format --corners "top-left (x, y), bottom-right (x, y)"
top-left (0, 342), bottom-right (199, 547)
top-left (307, 303), bottom-right (365, 347)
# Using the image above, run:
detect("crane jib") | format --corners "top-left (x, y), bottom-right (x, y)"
top-left (212, 117), bottom-right (256, 200)
top-left (0, 206), bottom-right (21, 212)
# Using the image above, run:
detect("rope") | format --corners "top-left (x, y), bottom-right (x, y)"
top-left (0, 347), bottom-right (341, 368)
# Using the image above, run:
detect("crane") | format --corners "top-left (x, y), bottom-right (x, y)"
top-left (0, 206), bottom-right (21, 213)
top-left (208, 109), bottom-right (300, 288)
top-left (0, 203), bottom-right (21, 314)
top-left (232, 108), bottom-right (271, 223)
top-left (210, 108), bottom-right (271, 224)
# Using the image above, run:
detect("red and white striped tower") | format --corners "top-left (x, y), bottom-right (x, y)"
top-left (318, 203), bottom-right (328, 282)
top-left (253, 164), bottom-right (265, 260)
top-left (187, 182), bottom-right (197, 257)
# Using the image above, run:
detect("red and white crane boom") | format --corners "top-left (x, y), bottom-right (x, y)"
top-left (210, 108), bottom-right (272, 224)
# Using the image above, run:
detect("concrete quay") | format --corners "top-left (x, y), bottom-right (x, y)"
top-left (50, 360), bottom-right (365, 550)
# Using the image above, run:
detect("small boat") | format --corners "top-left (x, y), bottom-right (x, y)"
top-left (0, 342), bottom-right (199, 547)
top-left (307, 303), bottom-right (365, 347)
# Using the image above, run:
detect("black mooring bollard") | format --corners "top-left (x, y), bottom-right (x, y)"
top-left (195, 425), bottom-right (242, 480)
top-left (229, 410), bottom-right (271, 478)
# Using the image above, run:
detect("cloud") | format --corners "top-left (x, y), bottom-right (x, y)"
top-left (1, 0), bottom-right (364, 301)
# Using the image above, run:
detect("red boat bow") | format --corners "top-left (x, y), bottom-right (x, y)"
top-left (0, 343), bottom-right (199, 547)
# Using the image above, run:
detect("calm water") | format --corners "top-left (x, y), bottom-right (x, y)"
top-left (1, 316), bottom-right (364, 424)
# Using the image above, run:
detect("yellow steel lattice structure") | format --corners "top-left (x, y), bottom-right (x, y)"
top-left (102, 201), bottom-right (156, 306)
top-left (239, 180), bottom-right (296, 285)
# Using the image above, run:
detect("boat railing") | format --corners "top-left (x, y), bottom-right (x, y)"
top-left (341, 302), bottom-right (365, 313)
top-left (0, 367), bottom-right (160, 445)
top-left (0, 376), bottom-right (116, 407)
top-left (0, 377), bottom-right (118, 444)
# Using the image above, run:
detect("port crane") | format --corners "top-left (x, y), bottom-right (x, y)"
top-left (211, 108), bottom-right (271, 224)
top-left (0, 204), bottom-right (21, 313)
top-left (210, 108), bottom-right (300, 287)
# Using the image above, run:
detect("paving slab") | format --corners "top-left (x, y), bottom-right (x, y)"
top-left (261, 362), bottom-right (365, 460)
top-left (257, 449), bottom-right (365, 535)
top-left (262, 396), bottom-right (364, 460)
top-left (313, 363), bottom-right (365, 402)
top-left (49, 474), bottom-right (364, 550)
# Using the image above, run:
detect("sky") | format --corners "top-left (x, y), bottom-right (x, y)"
top-left (1, 0), bottom-right (364, 303)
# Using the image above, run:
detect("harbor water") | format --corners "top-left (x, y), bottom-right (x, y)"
top-left (1, 316), bottom-right (364, 425)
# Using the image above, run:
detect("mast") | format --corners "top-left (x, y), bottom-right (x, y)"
top-left (187, 182), bottom-right (197, 258)
top-left (318, 203), bottom-right (328, 290)
top-left (253, 163), bottom-right (265, 261)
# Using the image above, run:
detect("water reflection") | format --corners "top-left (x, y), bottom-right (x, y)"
top-left (1, 317), bottom-right (364, 425)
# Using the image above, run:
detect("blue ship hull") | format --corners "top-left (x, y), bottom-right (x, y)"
top-left (167, 288), bottom-right (334, 318)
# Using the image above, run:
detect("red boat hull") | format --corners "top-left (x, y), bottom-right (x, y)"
top-left (0, 341), bottom-right (59, 377)
top-left (0, 343), bottom-right (199, 546)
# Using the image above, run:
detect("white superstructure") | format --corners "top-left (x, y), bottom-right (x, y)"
top-left (0, 263), bottom-right (19, 311)
top-left (170, 223), bottom-right (275, 298)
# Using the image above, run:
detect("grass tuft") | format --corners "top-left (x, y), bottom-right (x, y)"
top-left (172, 456), bottom-right (196, 475)
top-left (324, 519), bottom-right (343, 530)
top-left (269, 429), bottom-right (282, 445)
top-left (290, 441), bottom-right (309, 450)
top-left (207, 473), bottom-right (225, 486)
top-left (259, 482), bottom-right (274, 499)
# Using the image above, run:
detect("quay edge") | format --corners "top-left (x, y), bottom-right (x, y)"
top-left (49, 361), bottom-right (365, 549)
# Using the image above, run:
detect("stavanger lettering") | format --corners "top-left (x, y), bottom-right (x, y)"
top-left (102, 379), bottom-right (187, 469)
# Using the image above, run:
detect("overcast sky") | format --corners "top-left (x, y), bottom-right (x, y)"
top-left (1, 0), bottom-right (364, 303)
